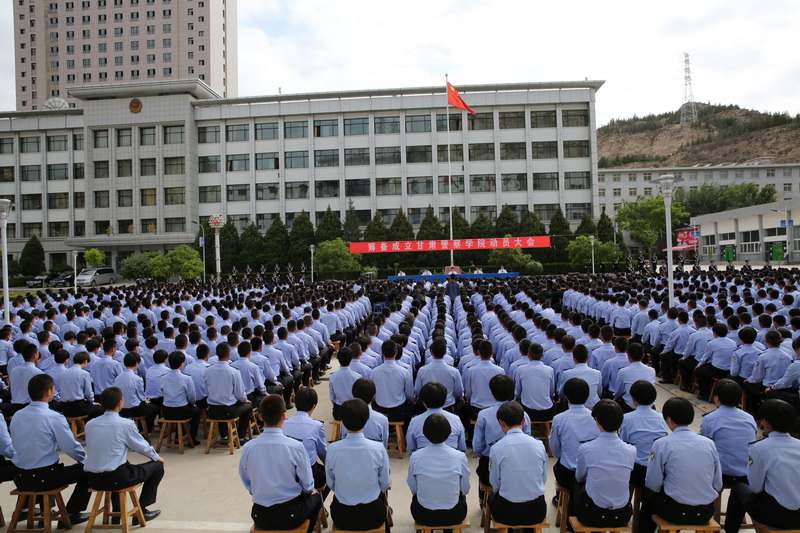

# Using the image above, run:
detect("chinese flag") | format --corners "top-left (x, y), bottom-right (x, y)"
top-left (447, 82), bottom-right (476, 114)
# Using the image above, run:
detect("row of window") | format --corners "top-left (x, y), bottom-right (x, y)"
top-left (0, 126), bottom-right (182, 153)
top-left (15, 186), bottom-right (183, 210)
top-left (11, 216), bottom-right (186, 239)
top-left (34, 1), bottom-right (181, 13)
top-left (598, 168), bottom-right (791, 182)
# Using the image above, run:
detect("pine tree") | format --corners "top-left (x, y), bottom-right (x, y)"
top-left (451, 209), bottom-right (471, 265)
top-left (416, 205), bottom-right (446, 267)
top-left (218, 221), bottom-right (241, 273)
top-left (238, 223), bottom-right (265, 269)
top-left (597, 209), bottom-right (615, 243)
top-left (574, 213), bottom-right (597, 237)
top-left (469, 213), bottom-right (495, 265)
top-left (363, 212), bottom-right (388, 242)
top-left (289, 211), bottom-right (315, 266)
top-left (547, 206), bottom-right (573, 262)
top-left (315, 205), bottom-right (343, 243)
top-left (519, 210), bottom-right (548, 261)
top-left (264, 215), bottom-right (290, 267)
top-left (342, 199), bottom-right (362, 243)
top-left (495, 205), bottom-right (521, 238)
top-left (388, 209), bottom-right (415, 268)
top-left (19, 234), bottom-right (45, 274)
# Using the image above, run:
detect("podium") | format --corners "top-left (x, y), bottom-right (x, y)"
top-left (443, 266), bottom-right (462, 275)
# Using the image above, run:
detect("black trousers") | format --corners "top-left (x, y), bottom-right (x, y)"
top-left (573, 482), bottom-right (632, 527)
top-left (252, 493), bottom-right (321, 533)
top-left (0, 457), bottom-right (16, 482)
top-left (14, 462), bottom-right (91, 515)
top-left (373, 402), bottom-right (410, 423)
top-left (207, 401), bottom-right (253, 438)
top-left (278, 373), bottom-right (295, 405)
top-left (161, 404), bottom-right (201, 439)
top-left (488, 493), bottom-right (546, 527)
top-left (765, 389), bottom-right (800, 413)
top-left (309, 356), bottom-right (322, 382)
top-left (330, 495), bottom-right (386, 532)
top-left (743, 382), bottom-right (766, 417)
top-left (553, 461), bottom-right (577, 514)
top-left (523, 405), bottom-right (556, 423)
top-left (659, 351), bottom-right (681, 383)
top-left (119, 402), bottom-right (160, 432)
top-left (637, 489), bottom-right (714, 533)
top-left (649, 345), bottom-right (664, 374)
top-left (56, 400), bottom-right (105, 420)
top-left (678, 357), bottom-right (699, 390)
top-left (695, 364), bottom-right (728, 399)
top-left (629, 463), bottom-right (647, 488)
top-left (477, 456), bottom-right (490, 487)
top-left (411, 494), bottom-right (467, 527)
top-left (724, 483), bottom-right (800, 533)
top-left (87, 461), bottom-right (164, 511)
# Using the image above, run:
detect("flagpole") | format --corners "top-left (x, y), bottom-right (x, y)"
top-left (446, 74), bottom-right (454, 266)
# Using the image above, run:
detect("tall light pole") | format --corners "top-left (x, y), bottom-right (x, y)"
top-left (209, 215), bottom-right (223, 283)
top-left (0, 199), bottom-right (11, 325)
top-left (309, 244), bottom-right (315, 283)
top-left (71, 250), bottom-right (79, 294)
top-left (771, 206), bottom-right (791, 265)
top-left (192, 220), bottom-right (207, 284)
top-left (589, 235), bottom-right (596, 275)
top-left (653, 174), bottom-right (683, 307)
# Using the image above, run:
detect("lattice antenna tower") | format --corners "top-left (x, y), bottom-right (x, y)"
top-left (680, 52), bottom-right (698, 125)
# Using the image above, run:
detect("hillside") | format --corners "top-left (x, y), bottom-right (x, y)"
top-left (597, 104), bottom-right (800, 168)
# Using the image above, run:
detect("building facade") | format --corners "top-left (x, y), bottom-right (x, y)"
top-left (13, 0), bottom-right (237, 111)
top-left (0, 79), bottom-right (603, 272)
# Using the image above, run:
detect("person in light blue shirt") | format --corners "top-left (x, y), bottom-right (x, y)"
top-left (676, 314), bottom-right (713, 391)
top-left (724, 399), bottom-right (800, 533)
top-left (638, 397), bottom-right (722, 533)
top-left (729, 326), bottom-right (762, 383)
top-left (160, 351), bottom-right (200, 444)
top-left (326, 398), bottom-right (390, 532)
top-left (183, 343), bottom-right (210, 408)
top-left (696, 322), bottom-right (738, 401)
top-left (144, 349), bottom-right (170, 405)
top-left (84, 387), bottom-right (163, 523)
top-left (89, 339), bottom-right (124, 393)
top-left (744, 330), bottom-right (793, 416)
top-left (619, 380), bottom-right (668, 488)
top-left (204, 342), bottom-right (253, 441)
top-left (232, 341), bottom-right (267, 407)
top-left (371, 339), bottom-right (414, 423)
top-left (407, 413), bottom-right (470, 526)
top-left (515, 342), bottom-right (556, 421)
top-left (341, 378), bottom-right (389, 448)
top-left (614, 343), bottom-right (656, 411)
top-left (0, 412), bottom-right (15, 482)
top-left (414, 338), bottom-right (463, 410)
top-left (575, 400), bottom-right (636, 527)
top-left (659, 311), bottom-right (694, 384)
top-left (328, 347), bottom-right (360, 420)
top-left (239, 395), bottom-right (321, 533)
top-left (559, 345), bottom-right (602, 408)
top-left (282, 388), bottom-right (329, 498)
top-left (115, 352), bottom-right (160, 432)
top-left (464, 340), bottom-right (504, 420)
top-left (406, 383), bottom-right (466, 453)
top-left (488, 401), bottom-right (548, 527)
top-left (8, 343), bottom-right (44, 412)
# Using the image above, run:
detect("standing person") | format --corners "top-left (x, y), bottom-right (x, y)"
top-left (10, 374), bottom-right (91, 525)
top-left (407, 414), bottom-right (470, 526)
top-left (204, 343), bottom-right (253, 441)
top-left (326, 398), bottom-right (391, 532)
top-left (84, 387), bottom-right (164, 523)
top-left (637, 397), bottom-right (722, 533)
top-left (239, 395), bottom-right (321, 533)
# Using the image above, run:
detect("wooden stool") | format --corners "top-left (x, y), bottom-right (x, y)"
top-left (555, 483), bottom-right (571, 533)
top-left (653, 515), bottom-right (721, 533)
top-left (387, 421), bottom-right (405, 459)
top-left (329, 420), bottom-right (342, 442)
top-left (156, 418), bottom-right (194, 454)
top-left (570, 516), bottom-right (631, 533)
top-left (204, 418), bottom-right (240, 454)
top-left (631, 485), bottom-right (644, 533)
top-left (531, 420), bottom-right (553, 457)
top-left (200, 408), bottom-right (209, 439)
top-left (247, 411), bottom-right (261, 439)
top-left (332, 340), bottom-right (340, 355)
top-left (133, 416), bottom-right (150, 443)
top-left (331, 524), bottom-right (384, 533)
top-left (479, 482), bottom-right (493, 529)
top-left (86, 483), bottom-right (146, 532)
top-left (67, 415), bottom-right (88, 440)
top-left (752, 521), bottom-right (800, 533)
top-left (251, 519), bottom-right (309, 533)
top-left (315, 501), bottom-right (329, 533)
top-left (7, 485), bottom-right (71, 533)
top-left (415, 516), bottom-right (470, 533)
top-left (493, 517), bottom-right (549, 533)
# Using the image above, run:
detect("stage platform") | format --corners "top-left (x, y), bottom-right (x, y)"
top-left (387, 272), bottom-right (519, 282)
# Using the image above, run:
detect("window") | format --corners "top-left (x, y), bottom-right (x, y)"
top-left (284, 151), bottom-right (308, 168)
top-left (613, 188), bottom-right (621, 197)
top-left (533, 203), bottom-right (559, 223)
top-left (163, 125), bottom-right (184, 144)
top-left (375, 146), bottom-right (401, 165)
top-left (469, 143), bottom-right (495, 161)
top-left (642, 172), bottom-right (652, 181)
top-left (532, 172), bottom-right (558, 190)
top-left (0, 167), bottom-right (13, 183)
top-left (375, 116), bottom-right (400, 134)
top-left (93, 129), bottom-right (109, 148)
top-left (470, 205), bottom-right (497, 222)
top-left (376, 178), bottom-right (402, 196)
top-left (406, 145), bottom-right (432, 163)
top-left (48, 193), bottom-right (69, 209)
top-left (163, 156), bottom-right (184, 174)
top-left (226, 184), bottom-right (250, 202)
top-left (377, 209), bottom-right (396, 226)
top-left (164, 187), bottom-right (185, 205)
top-left (470, 174), bottom-right (496, 193)
top-left (531, 110), bottom-right (556, 128)
top-left (438, 175), bottom-right (464, 194)
top-left (628, 173), bottom-right (637, 182)
top-left (346, 179), bottom-right (371, 197)
top-left (344, 148), bottom-right (369, 166)
top-left (117, 159), bottom-right (132, 177)
top-left (141, 218), bottom-right (156, 234)
top-left (501, 173), bottom-right (526, 192)
top-left (598, 188), bottom-right (605, 197)
top-left (437, 144), bottom-right (464, 163)
top-left (47, 163), bottom-right (68, 180)
top-left (532, 141), bottom-right (557, 159)
top-left (49, 222), bottom-right (70, 238)
top-left (566, 203), bottom-right (591, 220)
top-left (436, 114), bottom-right (462, 131)
top-left (285, 182), bottom-right (309, 199)
top-left (740, 230), bottom-right (760, 242)
top-left (468, 113), bottom-right (493, 130)
top-left (629, 187), bottom-right (637, 196)
top-left (255, 122), bottom-right (278, 140)
top-left (563, 140), bottom-right (589, 158)
top-left (198, 186), bottom-right (221, 203)
top-left (284, 121), bottom-right (307, 139)
top-left (116, 219), bottom-right (133, 235)
top-left (0, 138), bottom-right (13, 154)
top-left (500, 142), bottom-right (525, 160)
top-left (406, 115), bottom-right (431, 133)
top-left (315, 181), bottom-right (340, 198)
top-left (255, 152), bottom-right (279, 170)
top-left (314, 119), bottom-right (338, 137)
top-left (136, 188), bottom-right (155, 207)
top-left (735, 170), bottom-right (744, 179)
top-left (139, 158), bottom-right (156, 176)
top-left (117, 189), bottom-right (133, 207)
top-left (226, 154), bottom-right (249, 172)
top-left (344, 117), bottom-right (368, 136)
top-left (228, 215), bottom-right (250, 231)
top-left (562, 109), bottom-right (589, 127)
top-left (766, 168), bottom-right (776, 178)
top-left (499, 111), bottom-right (525, 129)
top-left (164, 217), bottom-right (185, 233)
top-left (139, 126), bottom-right (155, 145)
top-left (198, 125), bottom-right (220, 143)
top-left (407, 176), bottom-right (432, 195)
top-left (73, 162), bottom-right (84, 179)
top-left (315, 149), bottom-right (339, 167)
top-left (22, 223), bottom-right (43, 238)
top-left (612, 173), bottom-right (621, 182)
top-left (20, 136), bottom-right (40, 153)
top-left (784, 168), bottom-right (793, 177)
top-left (256, 183), bottom-right (280, 200)
top-left (643, 187), bottom-right (653, 196)
top-left (47, 134), bottom-right (68, 151)
top-left (94, 190), bottom-right (109, 208)
top-left (750, 170), bottom-right (759, 179)
top-left (256, 213), bottom-right (278, 230)
top-left (21, 165), bottom-right (42, 181)
top-left (785, 183), bottom-right (793, 192)
top-left (408, 207), bottom-right (426, 225)
top-left (226, 124), bottom-right (248, 142)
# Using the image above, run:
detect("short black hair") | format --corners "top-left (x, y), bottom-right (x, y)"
top-left (572, 344), bottom-right (589, 364)
top-left (422, 413), bottom-right (451, 445)
top-left (627, 342), bottom-right (644, 362)
top-left (153, 349), bottom-right (168, 365)
top-left (496, 401), bottom-right (524, 427)
top-left (489, 374), bottom-right (515, 402)
top-left (259, 394), bottom-right (286, 426)
top-left (662, 396), bottom-right (694, 426)
top-left (295, 388), bottom-right (318, 412)
top-left (340, 398), bottom-right (370, 432)
top-left (381, 339), bottom-right (397, 359)
top-left (760, 399), bottom-right (798, 432)
top-left (630, 380), bottom-right (657, 406)
top-left (98, 387), bottom-right (124, 410)
top-left (168, 350), bottom-right (185, 370)
top-left (28, 374), bottom-right (54, 402)
top-left (713, 379), bottom-right (742, 407)
top-left (123, 352), bottom-right (141, 368)
top-left (592, 399), bottom-right (624, 432)
top-left (337, 347), bottom-right (353, 367)
top-left (419, 382), bottom-right (446, 409)
top-left (564, 377), bottom-right (590, 405)
top-left (351, 377), bottom-right (376, 403)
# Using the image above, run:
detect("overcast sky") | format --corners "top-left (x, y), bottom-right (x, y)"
top-left (1, 0), bottom-right (799, 125)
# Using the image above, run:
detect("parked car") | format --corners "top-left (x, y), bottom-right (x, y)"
top-left (50, 271), bottom-right (75, 287)
top-left (75, 267), bottom-right (117, 287)
top-left (25, 273), bottom-right (59, 288)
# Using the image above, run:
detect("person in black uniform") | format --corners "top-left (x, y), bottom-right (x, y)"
top-left (726, 260), bottom-right (736, 274)
top-left (741, 260), bottom-right (753, 274)
top-left (708, 260), bottom-right (718, 273)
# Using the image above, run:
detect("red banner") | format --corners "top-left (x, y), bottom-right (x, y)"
top-left (350, 236), bottom-right (551, 254)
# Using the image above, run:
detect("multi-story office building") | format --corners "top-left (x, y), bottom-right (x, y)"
top-left (0, 78), bottom-right (602, 271)
top-left (12, 0), bottom-right (237, 111)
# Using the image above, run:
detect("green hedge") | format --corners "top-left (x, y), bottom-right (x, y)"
top-left (9, 276), bottom-right (36, 287)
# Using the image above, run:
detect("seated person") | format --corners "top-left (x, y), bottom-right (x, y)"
top-left (282, 388), bottom-right (329, 500)
top-left (56, 351), bottom-right (104, 420)
top-left (619, 380), bottom-right (668, 488)
top-left (160, 351), bottom-right (201, 445)
top-left (407, 413), bottom-right (470, 526)
top-left (341, 378), bottom-right (389, 448)
top-left (406, 382), bottom-right (466, 453)
top-left (115, 353), bottom-right (160, 432)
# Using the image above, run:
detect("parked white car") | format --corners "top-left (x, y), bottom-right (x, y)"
top-left (75, 267), bottom-right (117, 286)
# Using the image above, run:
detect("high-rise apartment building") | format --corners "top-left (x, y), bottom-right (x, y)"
top-left (12, 0), bottom-right (237, 111)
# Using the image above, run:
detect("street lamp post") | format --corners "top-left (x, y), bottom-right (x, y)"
top-left (309, 244), bottom-right (315, 284)
top-left (0, 199), bottom-right (10, 325)
top-left (653, 174), bottom-right (682, 308)
top-left (71, 250), bottom-right (78, 294)
top-left (209, 215), bottom-right (224, 283)
top-left (589, 235), bottom-right (596, 275)
top-left (192, 220), bottom-right (207, 284)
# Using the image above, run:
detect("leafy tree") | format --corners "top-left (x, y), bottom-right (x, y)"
top-left (416, 205), bottom-right (446, 267)
top-left (119, 251), bottom-right (160, 280)
top-left (488, 235), bottom-right (532, 271)
top-left (597, 210), bottom-right (615, 243)
top-left (469, 213), bottom-right (495, 265)
top-left (547, 207), bottom-right (572, 262)
top-left (238, 224), bottom-right (265, 269)
top-left (151, 245), bottom-right (204, 279)
top-left (289, 211), bottom-right (315, 266)
top-left (19, 234), bottom-right (46, 274)
top-left (315, 206), bottom-right (343, 244)
top-left (363, 212), bottom-right (388, 242)
top-left (218, 221), bottom-right (241, 273)
top-left (495, 205), bottom-right (520, 238)
top-left (342, 200), bottom-right (362, 243)
top-left (615, 196), bottom-right (689, 253)
top-left (567, 235), bottom-right (623, 269)
top-left (84, 248), bottom-right (106, 268)
top-left (263, 215), bottom-right (290, 267)
top-left (574, 213), bottom-right (597, 237)
top-left (673, 182), bottom-right (777, 217)
top-left (315, 238), bottom-right (362, 277)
